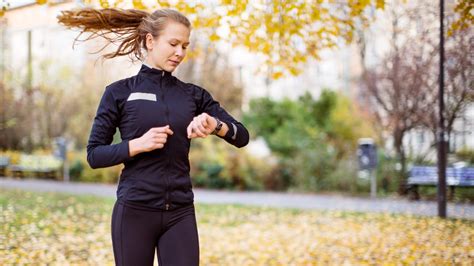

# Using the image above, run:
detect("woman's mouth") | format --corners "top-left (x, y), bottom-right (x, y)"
top-left (168, 60), bottom-right (180, 66)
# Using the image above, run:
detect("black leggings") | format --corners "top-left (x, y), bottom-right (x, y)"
top-left (111, 200), bottom-right (200, 266)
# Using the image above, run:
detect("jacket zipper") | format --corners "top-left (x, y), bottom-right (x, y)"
top-left (161, 71), bottom-right (171, 211)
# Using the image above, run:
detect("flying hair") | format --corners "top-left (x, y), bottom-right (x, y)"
top-left (57, 8), bottom-right (191, 61)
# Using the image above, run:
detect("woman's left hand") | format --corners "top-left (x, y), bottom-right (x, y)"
top-left (186, 113), bottom-right (217, 139)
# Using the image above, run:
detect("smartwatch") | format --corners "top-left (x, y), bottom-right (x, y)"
top-left (211, 117), bottom-right (223, 135)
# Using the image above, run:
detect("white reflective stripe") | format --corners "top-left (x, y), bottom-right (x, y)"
top-left (127, 92), bottom-right (157, 102)
top-left (232, 123), bottom-right (237, 140)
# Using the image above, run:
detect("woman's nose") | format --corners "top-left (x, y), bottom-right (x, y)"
top-left (175, 47), bottom-right (184, 57)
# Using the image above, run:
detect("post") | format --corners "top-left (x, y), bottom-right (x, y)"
top-left (370, 169), bottom-right (376, 199)
top-left (63, 159), bottom-right (70, 182)
top-left (358, 138), bottom-right (378, 198)
top-left (54, 137), bottom-right (69, 182)
top-left (437, 0), bottom-right (447, 218)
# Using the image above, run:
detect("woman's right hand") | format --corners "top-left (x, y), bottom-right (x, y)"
top-left (128, 125), bottom-right (174, 156)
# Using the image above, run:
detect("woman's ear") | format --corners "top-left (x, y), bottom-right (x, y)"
top-left (145, 33), bottom-right (154, 50)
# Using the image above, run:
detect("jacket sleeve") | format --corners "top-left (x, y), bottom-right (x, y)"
top-left (86, 86), bottom-right (131, 169)
top-left (195, 85), bottom-right (249, 148)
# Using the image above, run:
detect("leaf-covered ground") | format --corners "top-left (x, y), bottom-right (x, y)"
top-left (1, 188), bottom-right (473, 265)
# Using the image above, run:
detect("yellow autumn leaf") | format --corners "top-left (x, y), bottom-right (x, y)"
top-left (376, 0), bottom-right (385, 9)
top-left (272, 71), bottom-right (283, 79)
top-left (209, 33), bottom-right (220, 42)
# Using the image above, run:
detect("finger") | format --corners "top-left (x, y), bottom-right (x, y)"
top-left (204, 122), bottom-right (213, 134)
top-left (200, 114), bottom-right (208, 127)
top-left (150, 126), bottom-right (172, 135)
top-left (192, 125), bottom-right (206, 137)
top-left (163, 125), bottom-right (173, 135)
top-left (197, 122), bottom-right (207, 135)
top-left (155, 133), bottom-right (169, 139)
top-left (151, 127), bottom-right (166, 133)
top-left (199, 115), bottom-right (212, 133)
top-left (195, 122), bottom-right (208, 137)
top-left (187, 123), bottom-right (193, 138)
top-left (192, 117), bottom-right (205, 137)
top-left (154, 137), bottom-right (167, 144)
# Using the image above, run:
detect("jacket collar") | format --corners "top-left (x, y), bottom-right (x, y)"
top-left (139, 64), bottom-right (172, 84)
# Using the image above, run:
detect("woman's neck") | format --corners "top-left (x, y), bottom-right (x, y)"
top-left (144, 59), bottom-right (163, 71)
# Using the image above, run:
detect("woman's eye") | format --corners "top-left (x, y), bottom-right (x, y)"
top-left (170, 43), bottom-right (177, 47)
top-left (183, 46), bottom-right (188, 50)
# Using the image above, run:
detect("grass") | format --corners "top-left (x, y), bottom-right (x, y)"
top-left (1, 188), bottom-right (473, 265)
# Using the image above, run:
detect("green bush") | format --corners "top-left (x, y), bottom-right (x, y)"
top-left (456, 148), bottom-right (474, 165)
top-left (68, 150), bottom-right (121, 184)
top-left (243, 90), bottom-right (379, 193)
top-left (80, 165), bottom-right (121, 184)
top-left (196, 162), bottom-right (230, 189)
top-left (189, 138), bottom-right (273, 190)
top-left (375, 152), bottom-right (403, 195)
top-left (326, 158), bottom-right (361, 193)
top-left (68, 159), bottom-right (84, 181)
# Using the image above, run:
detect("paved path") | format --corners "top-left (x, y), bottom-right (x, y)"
top-left (1, 178), bottom-right (473, 220)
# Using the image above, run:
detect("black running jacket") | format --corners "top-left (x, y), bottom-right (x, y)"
top-left (87, 64), bottom-right (249, 210)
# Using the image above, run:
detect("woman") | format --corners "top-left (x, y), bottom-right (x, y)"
top-left (58, 8), bottom-right (249, 266)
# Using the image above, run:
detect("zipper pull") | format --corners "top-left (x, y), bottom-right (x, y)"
top-left (165, 203), bottom-right (169, 211)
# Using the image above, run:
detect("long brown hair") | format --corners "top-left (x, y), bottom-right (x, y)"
top-left (57, 8), bottom-right (191, 61)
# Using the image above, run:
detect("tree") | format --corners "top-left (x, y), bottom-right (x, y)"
top-left (0, 81), bottom-right (27, 149)
top-left (358, 0), bottom-right (473, 192)
top-left (422, 27), bottom-right (474, 148)
top-left (176, 39), bottom-right (244, 115)
top-left (1, 0), bottom-right (389, 78)
top-left (449, 0), bottom-right (473, 36)
top-left (360, 1), bottom-right (437, 181)
top-left (0, 59), bottom-right (90, 150)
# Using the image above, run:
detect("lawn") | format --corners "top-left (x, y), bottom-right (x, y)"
top-left (0, 188), bottom-right (472, 265)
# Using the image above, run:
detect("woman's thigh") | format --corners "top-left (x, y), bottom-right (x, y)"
top-left (111, 201), bottom-right (160, 266)
top-left (157, 204), bottom-right (200, 266)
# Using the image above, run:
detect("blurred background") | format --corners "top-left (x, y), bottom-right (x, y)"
top-left (1, 0), bottom-right (472, 200)
top-left (0, 0), bottom-right (473, 265)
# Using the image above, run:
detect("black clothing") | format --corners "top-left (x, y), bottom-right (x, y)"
top-left (87, 64), bottom-right (249, 211)
top-left (111, 200), bottom-right (199, 266)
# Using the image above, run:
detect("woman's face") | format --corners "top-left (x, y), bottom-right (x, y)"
top-left (145, 21), bottom-right (190, 72)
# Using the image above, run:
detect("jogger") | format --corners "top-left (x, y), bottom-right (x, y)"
top-left (59, 7), bottom-right (249, 266)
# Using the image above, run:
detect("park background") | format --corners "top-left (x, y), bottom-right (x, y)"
top-left (0, 0), bottom-right (473, 265)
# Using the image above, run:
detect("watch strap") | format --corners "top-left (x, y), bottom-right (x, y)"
top-left (212, 117), bottom-right (223, 135)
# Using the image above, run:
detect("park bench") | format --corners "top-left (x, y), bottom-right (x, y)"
top-left (9, 154), bottom-right (63, 180)
top-left (0, 156), bottom-right (9, 176)
top-left (407, 165), bottom-right (474, 200)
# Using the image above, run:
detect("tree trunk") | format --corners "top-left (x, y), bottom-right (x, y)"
top-left (394, 128), bottom-right (408, 195)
